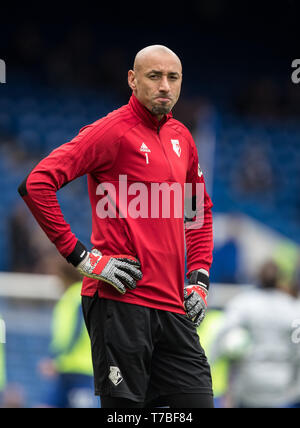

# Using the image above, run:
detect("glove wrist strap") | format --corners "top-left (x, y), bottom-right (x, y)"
top-left (66, 240), bottom-right (88, 267)
top-left (188, 269), bottom-right (210, 293)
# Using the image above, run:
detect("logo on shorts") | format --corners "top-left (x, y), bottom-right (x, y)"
top-left (109, 366), bottom-right (123, 386)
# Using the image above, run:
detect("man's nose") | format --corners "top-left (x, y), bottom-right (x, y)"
top-left (158, 76), bottom-right (170, 92)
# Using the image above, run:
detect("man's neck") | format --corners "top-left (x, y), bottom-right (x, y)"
top-left (155, 114), bottom-right (164, 122)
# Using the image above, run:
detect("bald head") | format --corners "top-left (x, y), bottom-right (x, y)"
top-left (128, 45), bottom-right (183, 120)
top-left (133, 45), bottom-right (182, 73)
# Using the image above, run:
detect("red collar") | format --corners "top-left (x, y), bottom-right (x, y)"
top-left (129, 93), bottom-right (172, 131)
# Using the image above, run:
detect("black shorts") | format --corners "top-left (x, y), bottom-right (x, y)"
top-left (82, 294), bottom-right (213, 403)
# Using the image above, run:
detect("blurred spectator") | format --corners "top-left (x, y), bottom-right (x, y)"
top-left (9, 203), bottom-right (40, 273)
top-left (273, 241), bottom-right (300, 296)
top-left (210, 260), bottom-right (300, 408)
top-left (37, 259), bottom-right (98, 408)
top-left (197, 308), bottom-right (229, 408)
top-left (9, 203), bottom-right (57, 274)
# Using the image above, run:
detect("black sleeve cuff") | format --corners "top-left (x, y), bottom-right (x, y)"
top-left (188, 270), bottom-right (210, 291)
top-left (66, 240), bottom-right (88, 267)
top-left (184, 195), bottom-right (197, 223)
top-left (18, 175), bottom-right (29, 197)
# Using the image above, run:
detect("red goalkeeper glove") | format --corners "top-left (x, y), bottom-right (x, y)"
top-left (184, 269), bottom-right (209, 327)
top-left (67, 241), bottom-right (142, 295)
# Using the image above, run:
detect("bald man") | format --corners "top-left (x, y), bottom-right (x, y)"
top-left (18, 45), bottom-right (214, 408)
top-left (129, 45), bottom-right (182, 119)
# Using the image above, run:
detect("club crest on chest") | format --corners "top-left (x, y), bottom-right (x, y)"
top-left (171, 139), bottom-right (181, 157)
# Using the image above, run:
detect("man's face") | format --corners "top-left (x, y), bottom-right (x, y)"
top-left (128, 51), bottom-right (182, 119)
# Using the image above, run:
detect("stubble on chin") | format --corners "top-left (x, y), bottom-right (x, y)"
top-left (150, 103), bottom-right (172, 116)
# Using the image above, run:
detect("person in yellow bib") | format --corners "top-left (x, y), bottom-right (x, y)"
top-left (197, 308), bottom-right (229, 408)
top-left (50, 282), bottom-right (93, 378)
top-left (38, 262), bottom-right (98, 408)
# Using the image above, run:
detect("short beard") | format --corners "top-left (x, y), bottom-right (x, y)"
top-left (151, 104), bottom-right (171, 116)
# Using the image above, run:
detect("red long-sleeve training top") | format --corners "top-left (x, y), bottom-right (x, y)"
top-left (19, 94), bottom-right (213, 314)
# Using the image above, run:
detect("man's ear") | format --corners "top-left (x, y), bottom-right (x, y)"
top-left (128, 70), bottom-right (137, 91)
